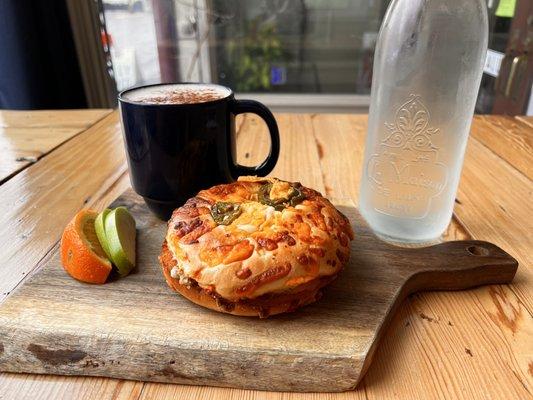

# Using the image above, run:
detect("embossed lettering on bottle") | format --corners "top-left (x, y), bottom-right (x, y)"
top-left (366, 95), bottom-right (448, 219)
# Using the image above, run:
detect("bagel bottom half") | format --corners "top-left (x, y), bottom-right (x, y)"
top-left (159, 241), bottom-right (338, 318)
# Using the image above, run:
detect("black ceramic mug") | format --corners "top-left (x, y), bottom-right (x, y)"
top-left (118, 83), bottom-right (280, 220)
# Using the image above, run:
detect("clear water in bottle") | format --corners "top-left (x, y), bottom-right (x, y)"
top-left (359, 0), bottom-right (488, 243)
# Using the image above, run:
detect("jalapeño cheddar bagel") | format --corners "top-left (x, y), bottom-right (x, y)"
top-left (159, 176), bottom-right (354, 317)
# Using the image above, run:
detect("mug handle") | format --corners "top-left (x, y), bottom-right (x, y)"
top-left (230, 99), bottom-right (280, 179)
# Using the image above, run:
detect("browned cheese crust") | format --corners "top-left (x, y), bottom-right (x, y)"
top-left (159, 176), bottom-right (354, 317)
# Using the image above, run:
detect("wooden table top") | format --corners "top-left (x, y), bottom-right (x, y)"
top-left (0, 109), bottom-right (531, 399)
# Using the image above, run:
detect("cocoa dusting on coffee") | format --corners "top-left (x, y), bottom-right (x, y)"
top-left (139, 89), bottom-right (225, 105)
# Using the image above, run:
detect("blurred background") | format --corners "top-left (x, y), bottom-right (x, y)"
top-left (0, 0), bottom-right (531, 114)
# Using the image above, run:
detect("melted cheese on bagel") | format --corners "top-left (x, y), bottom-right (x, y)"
top-left (165, 176), bottom-right (353, 301)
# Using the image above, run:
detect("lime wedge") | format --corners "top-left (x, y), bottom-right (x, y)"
top-left (95, 208), bottom-right (112, 260)
top-left (104, 207), bottom-right (136, 277)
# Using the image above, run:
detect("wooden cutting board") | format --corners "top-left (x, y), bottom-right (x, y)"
top-left (0, 189), bottom-right (518, 392)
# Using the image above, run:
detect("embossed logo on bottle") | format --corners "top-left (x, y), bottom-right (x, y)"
top-left (366, 94), bottom-right (448, 218)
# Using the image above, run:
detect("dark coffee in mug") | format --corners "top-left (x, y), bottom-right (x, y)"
top-left (119, 83), bottom-right (280, 220)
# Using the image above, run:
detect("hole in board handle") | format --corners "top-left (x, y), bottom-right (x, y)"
top-left (467, 245), bottom-right (490, 256)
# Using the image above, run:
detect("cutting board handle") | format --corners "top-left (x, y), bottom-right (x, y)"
top-left (403, 240), bottom-right (518, 294)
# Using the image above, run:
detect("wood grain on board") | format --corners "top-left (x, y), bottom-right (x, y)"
top-left (0, 111), bottom-right (531, 400)
top-left (0, 109), bottom-right (111, 183)
top-left (0, 189), bottom-right (517, 392)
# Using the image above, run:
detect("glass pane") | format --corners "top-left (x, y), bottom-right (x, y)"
top-left (102, 0), bottom-right (520, 114)
top-left (102, 0), bottom-right (389, 94)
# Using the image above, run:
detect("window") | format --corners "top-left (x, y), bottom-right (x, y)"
top-left (102, 0), bottom-right (389, 111)
top-left (101, 0), bottom-right (521, 113)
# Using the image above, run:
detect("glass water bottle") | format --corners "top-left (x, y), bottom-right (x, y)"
top-left (359, 0), bottom-right (488, 243)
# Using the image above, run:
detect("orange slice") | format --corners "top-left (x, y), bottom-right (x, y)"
top-left (60, 209), bottom-right (112, 284)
